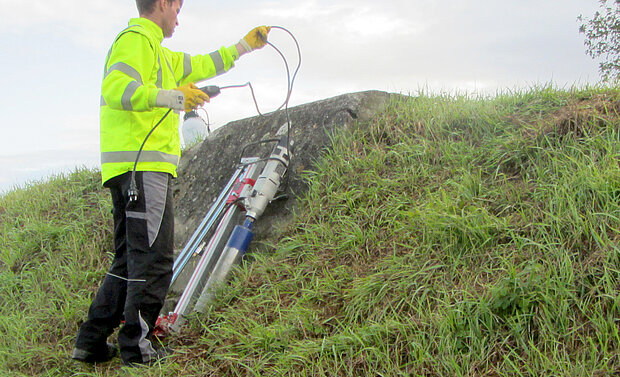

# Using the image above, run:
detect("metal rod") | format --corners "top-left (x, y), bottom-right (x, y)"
top-left (170, 158), bottom-right (259, 286)
top-left (171, 204), bottom-right (238, 329)
top-left (167, 160), bottom-right (262, 331)
top-left (171, 166), bottom-right (243, 278)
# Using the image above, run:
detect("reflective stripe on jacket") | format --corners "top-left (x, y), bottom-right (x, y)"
top-left (100, 17), bottom-right (239, 184)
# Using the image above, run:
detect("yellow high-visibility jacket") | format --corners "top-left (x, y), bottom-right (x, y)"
top-left (100, 17), bottom-right (239, 184)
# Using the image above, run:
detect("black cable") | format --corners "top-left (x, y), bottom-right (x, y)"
top-left (197, 107), bottom-right (212, 135)
top-left (128, 108), bottom-right (172, 201)
top-left (128, 26), bottom-right (301, 201)
top-left (218, 26), bottom-right (301, 120)
top-left (265, 26), bottom-right (301, 190)
top-left (237, 138), bottom-right (280, 165)
top-left (228, 26), bottom-right (302, 191)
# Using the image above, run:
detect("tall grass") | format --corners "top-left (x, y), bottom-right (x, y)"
top-left (0, 169), bottom-right (113, 376)
top-left (0, 86), bottom-right (618, 376)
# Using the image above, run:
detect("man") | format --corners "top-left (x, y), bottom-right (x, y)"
top-left (71, 0), bottom-right (270, 366)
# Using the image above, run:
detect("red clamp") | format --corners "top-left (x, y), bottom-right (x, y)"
top-left (153, 313), bottom-right (178, 339)
top-left (226, 178), bottom-right (256, 206)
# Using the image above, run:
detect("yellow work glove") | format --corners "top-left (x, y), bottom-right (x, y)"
top-left (176, 83), bottom-right (209, 112)
top-left (240, 26), bottom-right (271, 52)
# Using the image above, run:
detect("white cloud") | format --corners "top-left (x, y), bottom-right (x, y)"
top-left (2, 0), bottom-right (134, 51)
top-left (339, 7), bottom-right (418, 38)
top-left (259, 1), bottom-right (342, 19)
top-left (258, 0), bottom-right (421, 38)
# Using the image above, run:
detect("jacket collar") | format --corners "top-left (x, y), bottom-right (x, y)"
top-left (128, 17), bottom-right (164, 43)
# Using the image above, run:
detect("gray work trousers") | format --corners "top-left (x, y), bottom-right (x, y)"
top-left (74, 171), bottom-right (174, 364)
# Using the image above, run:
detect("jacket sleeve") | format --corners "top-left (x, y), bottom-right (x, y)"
top-left (167, 45), bottom-right (240, 86)
top-left (101, 31), bottom-right (160, 112)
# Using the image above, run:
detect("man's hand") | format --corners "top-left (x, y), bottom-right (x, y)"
top-left (240, 26), bottom-right (271, 52)
top-left (176, 83), bottom-right (210, 112)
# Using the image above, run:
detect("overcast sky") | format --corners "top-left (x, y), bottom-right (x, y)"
top-left (0, 0), bottom-right (603, 193)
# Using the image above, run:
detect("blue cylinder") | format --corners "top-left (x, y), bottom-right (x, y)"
top-left (227, 224), bottom-right (254, 253)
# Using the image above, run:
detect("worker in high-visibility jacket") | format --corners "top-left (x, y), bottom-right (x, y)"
top-left (72, 0), bottom-right (270, 367)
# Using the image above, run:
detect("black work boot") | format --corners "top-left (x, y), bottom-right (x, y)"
top-left (123, 346), bottom-right (174, 367)
top-left (71, 342), bottom-right (118, 363)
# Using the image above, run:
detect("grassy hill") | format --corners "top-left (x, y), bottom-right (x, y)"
top-left (0, 86), bottom-right (618, 376)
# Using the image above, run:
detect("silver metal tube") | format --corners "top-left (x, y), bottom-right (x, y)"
top-left (171, 166), bottom-right (243, 284)
top-left (170, 205), bottom-right (239, 331)
top-left (193, 224), bottom-right (253, 313)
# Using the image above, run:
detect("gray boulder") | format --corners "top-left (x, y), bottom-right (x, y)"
top-left (172, 90), bottom-right (395, 250)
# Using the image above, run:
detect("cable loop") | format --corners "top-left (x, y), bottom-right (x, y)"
top-left (128, 26), bottom-right (302, 200)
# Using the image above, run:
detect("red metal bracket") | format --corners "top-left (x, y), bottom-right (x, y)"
top-left (226, 178), bottom-right (256, 206)
top-left (153, 313), bottom-right (178, 339)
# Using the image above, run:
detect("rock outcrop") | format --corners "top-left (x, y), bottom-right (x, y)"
top-left (172, 90), bottom-right (395, 250)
